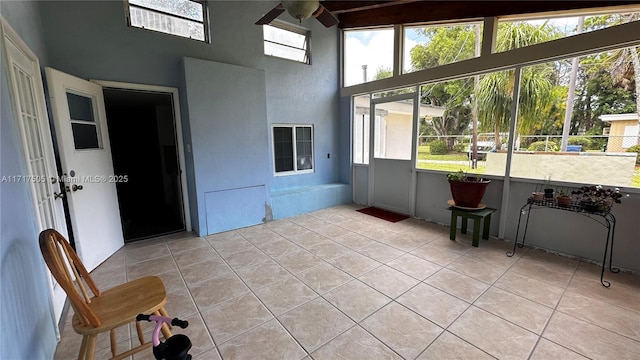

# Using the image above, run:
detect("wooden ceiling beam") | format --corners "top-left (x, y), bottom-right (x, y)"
top-left (336, 1), bottom-right (640, 29)
top-left (322, 0), bottom-right (420, 15)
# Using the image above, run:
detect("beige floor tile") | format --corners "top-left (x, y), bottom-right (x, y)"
top-left (188, 272), bottom-right (249, 310)
top-left (235, 260), bottom-right (291, 290)
top-left (179, 258), bottom-right (232, 285)
top-left (307, 240), bottom-right (351, 260)
top-left (417, 331), bottom-right (495, 360)
top-left (311, 326), bottom-right (402, 360)
top-left (329, 251), bottom-right (382, 277)
top-left (387, 253), bottom-right (442, 280)
top-left (286, 230), bottom-right (328, 248)
top-left (494, 270), bottom-right (564, 308)
top-left (267, 220), bottom-right (307, 237)
top-left (297, 263), bottom-right (353, 294)
top-left (358, 265), bottom-right (419, 298)
top-left (313, 223), bottom-right (350, 238)
top-left (210, 238), bottom-right (255, 257)
top-left (338, 219), bottom-right (375, 232)
top-left (411, 245), bottom-right (461, 266)
top-left (397, 283), bottom-right (470, 328)
top-left (510, 253), bottom-right (576, 288)
top-left (464, 241), bottom-right (523, 268)
top-left (543, 311), bottom-right (640, 360)
top-left (574, 261), bottom-right (640, 289)
top-left (205, 229), bottom-right (244, 243)
top-left (567, 274), bottom-right (640, 313)
top-left (474, 287), bottom-right (553, 334)
top-left (91, 265), bottom-right (127, 290)
top-left (255, 238), bottom-right (301, 257)
top-left (287, 214), bottom-right (326, 228)
top-left (254, 276), bottom-right (318, 315)
top-left (557, 291), bottom-right (640, 341)
top-left (127, 254), bottom-right (179, 280)
top-left (164, 286), bottom-right (199, 320)
top-left (357, 226), bottom-right (399, 242)
top-left (278, 297), bottom-right (355, 352)
top-left (428, 235), bottom-right (474, 255)
top-left (274, 249), bottom-right (325, 273)
top-left (361, 302), bottom-right (442, 359)
top-left (218, 319), bottom-right (306, 360)
top-left (193, 348), bottom-right (222, 360)
top-left (167, 237), bottom-right (209, 254)
top-left (380, 233), bottom-right (429, 252)
top-left (530, 338), bottom-right (589, 360)
top-left (125, 243), bottom-right (170, 264)
top-left (201, 293), bottom-right (273, 344)
top-left (425, 268), bottom-right (489, 303)
top-left (155, 268), bottom-right (186, 293)
top-left (241, 229), bottom-right (284, 246)
top-left (172, 246), bottom-right (219, 268)
top-left (358, 242), bottom-right (405, 263)
top-left (220, 247), bottom-right (271, 269)
top-left (447, 255), bottom-right (506, 284)
top-left (449, 307), bottom-right (539, 359)
top-left (332, 232), bottom-right (376, 250)
top-left (323, 280), bottom-right (391, 322)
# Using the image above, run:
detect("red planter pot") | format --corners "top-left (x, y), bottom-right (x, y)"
top-left (448, 179), bottom-right (491, 208)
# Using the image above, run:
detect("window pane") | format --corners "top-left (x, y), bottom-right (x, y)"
top-left (263, 24), bottom-right (309, 64)
top-left (129, 5), bottom-right (205, 41)
top-left (264, 42), bottom-right (307, 63)
top-left (72, 124), bottom-right (100, 149)
top-left (274, 127), bottom-right (294, 172)
top-left (404, 22), bottom-right (483, 74)
top-left (374, 99), bottom-right (414, 160)
top-left (344, 28), bottom-right (393, 87)
top-left (130, 0), bottom-right (203, 21)
top-left (353, 95), bottom-right (370, 164)
top-left (66, 93), bottom-right (94, 122)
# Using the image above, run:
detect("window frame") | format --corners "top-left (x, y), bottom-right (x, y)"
top-left (123, 0), bottom-right (210, 43)
top-left (272, 124), bottom-right (315, 176)
top-left (263, 21), bottom-right (311, 65)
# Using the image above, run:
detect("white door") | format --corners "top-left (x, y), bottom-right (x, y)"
top-left (45, 68), bottom-right (124, 272)
top-left (369, 92), bottom-right (418, 215)
top-left (2, 23), bottom-right (69, 325)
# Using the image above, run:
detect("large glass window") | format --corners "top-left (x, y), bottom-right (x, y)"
top-left (273, 125), bottom-right (314, 175)
top-left (404, 21), bottom-right (483, 74)
top-left (264, 22), bottom-right (310, 64)
top-left (353, 95), bottom-right (370, 164)
top-left (125, 0), bottom-right (208, 42)
top-left (344, 28), bottom-right (394, 87)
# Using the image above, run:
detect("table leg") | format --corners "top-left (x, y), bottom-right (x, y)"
top-left (472, 217), bottom-right (480, 247)
top-left (461, 217), bottom-right (468, 234)
top-left (482, 213), bottom-right (491, 240)
top-left (449, 213), bottom-right (457, 241)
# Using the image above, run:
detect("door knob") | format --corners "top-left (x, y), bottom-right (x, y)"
top-left (53, 192), bottom-right (65, 199)
top-left (72, 184), bottom-right (83, 192)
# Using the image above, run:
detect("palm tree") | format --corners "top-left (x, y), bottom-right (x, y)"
top-left (475, 21), bottom-right (560, 149)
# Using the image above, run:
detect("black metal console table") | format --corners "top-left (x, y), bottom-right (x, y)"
top-left (507, 192), bottom-right (619, 287)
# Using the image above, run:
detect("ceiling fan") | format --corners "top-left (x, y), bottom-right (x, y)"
top-left (255, 1), bottom-right (339, 28)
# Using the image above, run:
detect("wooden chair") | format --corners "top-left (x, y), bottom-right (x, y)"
top-left (39, 229), bottom-right (172, 360)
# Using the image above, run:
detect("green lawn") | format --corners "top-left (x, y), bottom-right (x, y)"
top-left (633, 166), bottom-right (640, 188)
top-left (417, 145), bottom-right (468, 161)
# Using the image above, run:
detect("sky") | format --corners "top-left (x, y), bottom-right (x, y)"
top-left (343, 16), bottom-right (584, 88)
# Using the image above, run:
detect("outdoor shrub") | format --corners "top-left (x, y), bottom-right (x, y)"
top-left (568, 137), bottom-right (595, 150)
top-left (528, 140), bottom-right (559, 152)
top-left (453, 143), bottom-right (466, 153)
top-left (627, 145), bottom-right (640, 165)
top-left (430, 140), bottom-right (448, 155)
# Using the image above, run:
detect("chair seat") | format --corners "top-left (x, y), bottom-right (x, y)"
top-left (72, 276), bottom-right (167, 335)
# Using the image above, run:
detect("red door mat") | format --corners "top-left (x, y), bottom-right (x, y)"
top-left (356, 207), bottom-right (409, 223)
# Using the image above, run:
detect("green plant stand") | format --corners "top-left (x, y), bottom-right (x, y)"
top-left (447, 207), bottom-right (497, 247)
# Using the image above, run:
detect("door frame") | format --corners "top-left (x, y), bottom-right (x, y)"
top-left (91, 80), bottom-right (192, 233)
top-left (1, 17), bottom-right (69, 338)
top-left (367, 90), bottom-right (419, 216)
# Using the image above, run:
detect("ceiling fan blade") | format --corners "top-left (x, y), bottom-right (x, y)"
top-left (313, 4), bottom-right (339, 27)
top-left (255, 4), bottom-right (286, 25)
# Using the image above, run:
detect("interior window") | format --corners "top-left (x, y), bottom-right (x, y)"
top-left (125, 0), bottom-right (209, 42)
top-left (273, 125), bottom-right (314, 175)
top-left (263, 21), bottom-right (311, 64)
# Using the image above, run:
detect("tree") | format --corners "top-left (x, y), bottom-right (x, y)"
top-left (475, 21), bottom-right (560, 149)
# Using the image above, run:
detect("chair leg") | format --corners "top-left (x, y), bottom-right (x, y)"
top-left (84, 334), bottom-right (97, 360)
top-left (78, 335), bottom-right (89, 360)
top-left (158, 307), bottom-right (173, 340)
top-left (110, 329), bottom-right (117, 358)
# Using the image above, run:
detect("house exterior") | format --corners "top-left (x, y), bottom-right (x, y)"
top-left (600, 113), bottom-right (640, 152)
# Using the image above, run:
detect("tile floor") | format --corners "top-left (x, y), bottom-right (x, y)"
top-left (54, 204), bottom-right (640, 360)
